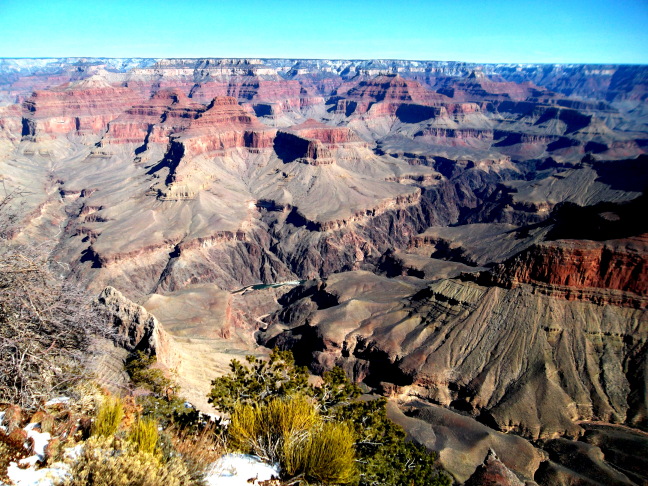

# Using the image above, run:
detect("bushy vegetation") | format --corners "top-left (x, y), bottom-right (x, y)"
top-left (210, 349), bottom-right (451, 486)
top-left (284, 421), bottom-right (358, 485)
top-left (209, 350), bottom-right (311, 413)
top-left (128, 417), bottom-right (160, 455)
top-left (0, 244), bottom-right (109, 409)
top-left (57, 436), bottom-right (191, 486)
top-left (43, 389), bottom-right (221, 486)
top-left (125, 351), bottom-right (200, 429)
top-left (125, 351), bottom-right (173, 394)
top-left (228, 395), bottom-right (357, 484)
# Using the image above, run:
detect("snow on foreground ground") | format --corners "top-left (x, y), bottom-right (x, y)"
top-left (4, 454), bottom-right (277, 486)
top-left (205, 454), bottom-right (280, 486)
top-left (1, 396), bottom-right (280, 486)
top-left (1, 412), bottom-right (278, 486)
top-left (4, 449), bottom-right (278, 486)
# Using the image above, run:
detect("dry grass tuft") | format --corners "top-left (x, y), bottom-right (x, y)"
top-left (167, 424), bottom-right (226, 484)
top-left (127, 417), bottom-right (159, 455)
top-left (91, 395), bottom-right (124, 438)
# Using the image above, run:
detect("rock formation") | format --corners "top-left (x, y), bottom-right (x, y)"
top-left (464, 449), bottom-right (526, 486)
top-left (21, 76), bottom-right (143, 140)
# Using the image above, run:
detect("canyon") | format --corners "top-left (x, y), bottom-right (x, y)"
top-left (0, 57), bottom-right (646, 485)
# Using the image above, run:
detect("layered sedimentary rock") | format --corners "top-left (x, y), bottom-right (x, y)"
top-left (21, 75), bottom-right (143, 139)
top-left (169, 95), bottom-right (276, 157)
top-left (434, 70), bottom-right (554, 102)
top-left (331, 74), bottom-right (450, 116)
top-left (102, 88), bottom-right (205, 146)
top-left (189, 76), bottom-right (303, 107)
top-left (487, 235), bottom-right (648, 299)
top-left (273, 119), bottom-right (365, 165)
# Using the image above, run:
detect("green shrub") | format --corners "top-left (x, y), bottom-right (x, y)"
top-left (209, 349), bottom-right (451, 486)
top-left (125, 351), bottom-right (172, 395)
top-left (55, 436), bottom-right (191, 486)
top-left (335, 398), bottom-right (451, 486)
top-left (209, 349), bottom-right (311, 414)
top-left (127, 417), bottom-right (159, 455)
top-left (91, 396), bottom-right (124, 438)
top-left (125, 351), bottom-right (202, 430)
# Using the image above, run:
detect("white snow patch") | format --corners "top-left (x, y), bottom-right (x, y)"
top-left (7, 461), bottom-right (69, 486)
top-left (23, 423), bottom-right (51, 461)
top-left (205, 454), bottom-right (279, 486)
top-left (44, 397), bottom-right (70, 407)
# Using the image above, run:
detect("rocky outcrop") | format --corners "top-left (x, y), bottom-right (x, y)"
top-left (486, 235), bottom-right (648, 302)
top-left (274, 120), bottom-right (364, 165)
top-left (434, 70), bottom-right (553, 102)
top-left (274, 131), bottom-right (334, 165)
top-left (0, 104), bottom-right (22, 141)
top-left (96, 286), bottom-right (160, 353)
top-left (169, 96), bottom-right (276, 157)
top-left (189, 76), bottom-right (302, 106)
top-left (102, 88), bottom-right (205, 146)
top-left (464, 449), bottom-right (526, 486)
top-left (21, 76), bottom-right (143, 139)
top-left (341, 74), bottom-right (450, 104)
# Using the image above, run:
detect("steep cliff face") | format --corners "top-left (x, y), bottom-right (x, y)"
top-left (102, 88), bottom-right (205, 146)
top-left (487, 235), bottom-right (647, 298)
top-left (340, 74), bottom-right (450, 104)
top-left (434, 70), bottom-right (553, 102)
top-left (189, 76), bottom-right (303, 106)
top-left (95, 286), bottom-right (180, 371)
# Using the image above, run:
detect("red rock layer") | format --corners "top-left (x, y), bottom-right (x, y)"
top-left (436, 71), bottom-right (554, 102)
top-left (275, 119), bottom-right (365, 165)
top-left (172, 96), bottom-right (276, 157)
top-left (344, 74), bottom-right (450, 104)
top-left (22, 76), bottom-right (143, 138)
top-left (189, 77), bottom-right (301, 106)
top-left (414, 127), bottom-right (494, 142)
top-left (490, 235), bottom-right (648, 298)
top-left (273, 131), bottom-right (334, 165)
top-left (103, 89), bottom-right (205, 145)
top-left (288, 119), bottom-right (362, 145)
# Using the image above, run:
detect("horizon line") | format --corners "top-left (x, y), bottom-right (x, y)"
top-left (1, 56), bottom-right (647, 67)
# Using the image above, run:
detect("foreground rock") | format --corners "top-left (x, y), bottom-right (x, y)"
top-left (464, 449), bottom-right (526, 486)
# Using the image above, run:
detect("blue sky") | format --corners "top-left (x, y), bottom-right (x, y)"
top-left (0, 0), bottom-right (646, 63)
